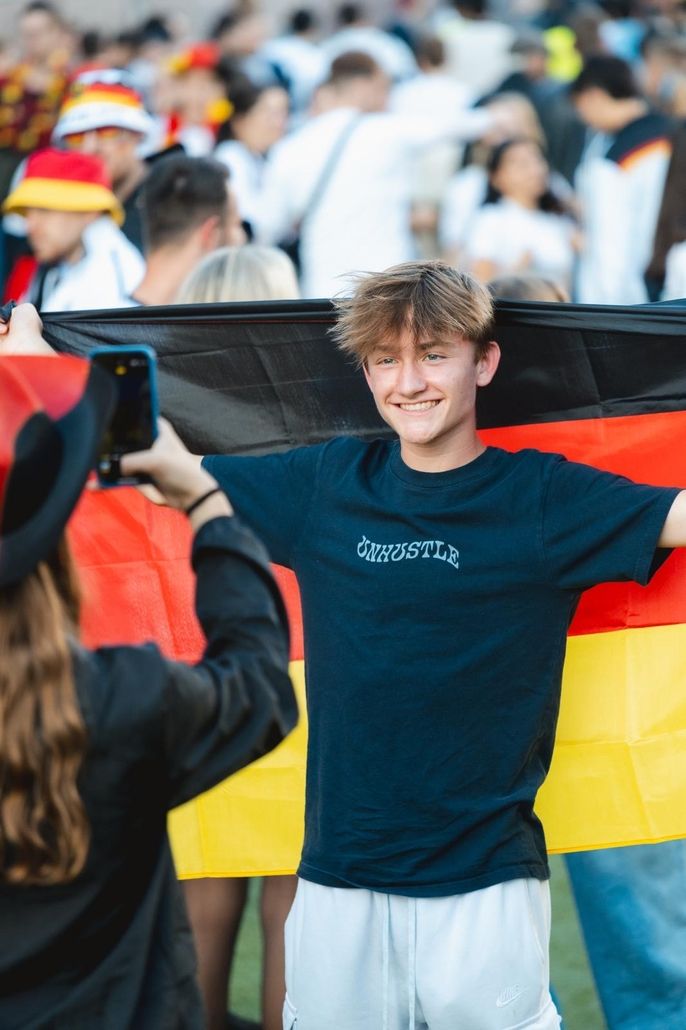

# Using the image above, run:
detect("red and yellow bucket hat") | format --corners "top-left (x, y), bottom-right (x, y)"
top-left (2, 148), bottom-right (124, 225)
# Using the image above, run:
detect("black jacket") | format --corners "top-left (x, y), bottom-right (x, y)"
top-left (0, 515), bottom-right (296, 1029)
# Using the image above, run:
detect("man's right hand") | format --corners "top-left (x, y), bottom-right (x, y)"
top-left (120, 418), bottom-right (233, 528)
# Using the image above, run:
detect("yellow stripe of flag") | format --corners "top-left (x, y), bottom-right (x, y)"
top-left (170, 625), bottom-right (686, 875)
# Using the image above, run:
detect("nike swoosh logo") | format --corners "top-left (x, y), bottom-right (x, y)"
top-left (495, 985), bottom-right (525, 1008)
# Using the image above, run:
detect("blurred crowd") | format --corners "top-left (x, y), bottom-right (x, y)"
top-left (4, 0), bottom-right (686, 311)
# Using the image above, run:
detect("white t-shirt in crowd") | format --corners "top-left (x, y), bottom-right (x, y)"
top-left (440, 166), bottom-right (575, 256)
top-left (462, 197), bottom-right (575, 286)
top-left (390, 71), bottom-right (475, 119)
top-left (435, 13), bottom-right (515, 96)
top-left (390, 73), bottom-right (475, 207)
top-left (439, 165), bottom-right (490, 254)
top-left (259, 35), bottom-right (327, 113)
top-left (255, 104), bottom-right (493, 298)
top-left (214, 139), bottom-right (265, 230)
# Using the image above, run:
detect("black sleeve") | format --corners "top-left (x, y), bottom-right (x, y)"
top-left (540, 458), bottom-right (680, 591)
top-left (202, 445), bottom-right (325, 568)
top-left (158, 515), bottom-right (297, 809)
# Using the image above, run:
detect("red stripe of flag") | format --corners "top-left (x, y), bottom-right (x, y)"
top-left (482, 411), bottom-right (686, 635)
top-left (71, 489), bottom-right (305, 662)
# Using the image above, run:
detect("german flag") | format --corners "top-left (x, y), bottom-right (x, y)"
top-left (45, 298), bottom-right (686, 872)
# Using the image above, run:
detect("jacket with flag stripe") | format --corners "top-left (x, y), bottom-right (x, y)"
top-left (575, 111), bottom-right (673, 304)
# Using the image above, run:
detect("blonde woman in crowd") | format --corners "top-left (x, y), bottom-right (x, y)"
top-left (177, 243), bottom-right (299, 305)
top-left (173, 243), bottom-right (300, 1030)
top-left (487, 272), bottom-right (570, 303)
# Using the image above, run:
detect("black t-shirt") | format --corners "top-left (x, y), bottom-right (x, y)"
top-left (205, 440), bottom-right (678, 897)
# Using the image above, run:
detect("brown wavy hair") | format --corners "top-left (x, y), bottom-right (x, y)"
top-left (333, 260), bottom-right (495, 367)
top-left (0, 535), bottom-right (90, 885)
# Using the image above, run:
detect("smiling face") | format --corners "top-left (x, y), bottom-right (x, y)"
top-left (363, 325), bottom-right (500, 472)
top-left (490, 140), bottom-right (549, 207)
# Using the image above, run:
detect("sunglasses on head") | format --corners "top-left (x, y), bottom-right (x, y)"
top-left (63, 127), bottom-right (124, 148)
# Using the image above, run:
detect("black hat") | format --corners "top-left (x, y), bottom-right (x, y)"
top-left (0, 355), bottom-right (116, 587)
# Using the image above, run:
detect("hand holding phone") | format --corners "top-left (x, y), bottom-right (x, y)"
top-left (90, 345), bottom-right (159, 486)
top-left (120, 418), bottom-right (232, 521)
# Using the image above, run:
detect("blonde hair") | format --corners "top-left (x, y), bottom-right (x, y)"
top-left (485, 92), bottom-right (545, 146)
top-left (176, 244), bottom-right (300, 303)
top-left (465, 92), bottom-right (546, 169)
top-left (333, 260), bottom-right (495, 366)
top-left (0, 537), bottom-right (89, 885)
top-left (488, 273), bottom-right (570, 303)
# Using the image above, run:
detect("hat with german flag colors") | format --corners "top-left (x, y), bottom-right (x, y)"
top-left (167, 41), bottom-right (221, 75)
top-left (2, 148), bottom-right (124, 225)
top-left (0, 355), bottom-right (116, 587)
top-left (52, 78), bottom-right (155, 141)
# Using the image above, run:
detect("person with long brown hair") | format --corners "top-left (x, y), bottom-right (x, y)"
top-left (0, 304), bottom-right (296, 1029)
top-left (462, 137), bottom-right (578, 291)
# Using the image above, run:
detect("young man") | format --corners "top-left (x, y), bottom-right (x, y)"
top-left (2, 147), bottom-right (144, 311)
top-left (200, 260), bottom-right (686, 1029)
top-left (129, 153), bottom-right (246, 307)
top-left (52, 72), bottom-right (156, 252)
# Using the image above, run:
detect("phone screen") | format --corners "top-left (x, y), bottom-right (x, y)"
top-left (91, 348), bottom-right (157, 485)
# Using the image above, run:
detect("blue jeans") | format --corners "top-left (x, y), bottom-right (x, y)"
top-left (565, 841), bottom-right (686, 1029)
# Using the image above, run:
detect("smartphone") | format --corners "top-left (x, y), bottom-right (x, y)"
top-left (90, 345), bottom-right (159, 486)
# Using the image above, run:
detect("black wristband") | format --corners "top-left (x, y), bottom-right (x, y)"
top-left (185, 487), bottom-right (223, 517)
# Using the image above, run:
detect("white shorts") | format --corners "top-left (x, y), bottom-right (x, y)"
top-left (283, 877), bottom-right (561, 1030)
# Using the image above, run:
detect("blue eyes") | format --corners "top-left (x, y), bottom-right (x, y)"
top-left (376, 353), bottom-right (444, 366)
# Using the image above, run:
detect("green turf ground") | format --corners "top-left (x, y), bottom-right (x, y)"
top-left (228, 855), bottom-right (606, 1027)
